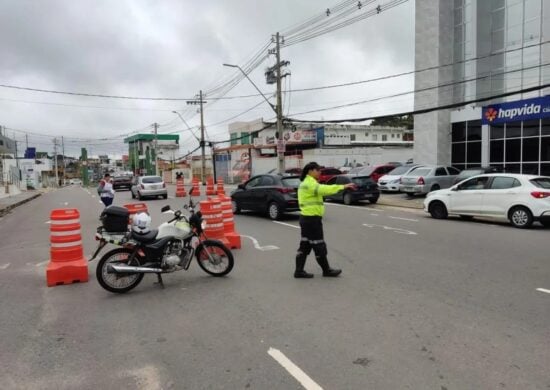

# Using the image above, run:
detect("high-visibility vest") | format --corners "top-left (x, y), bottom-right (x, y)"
top-left (298, 175), bottom-right (344, 217)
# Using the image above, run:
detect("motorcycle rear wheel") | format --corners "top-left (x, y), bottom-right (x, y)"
top-left (196, 240), bottom-right (234, 276)
top-left (96, 248), bottom-right (144, 293)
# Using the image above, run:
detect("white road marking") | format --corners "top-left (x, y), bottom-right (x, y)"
top-left (0, 263), bottom-right (11, 270)
top-left (536, 288), bottom-right (550, 294)
top-left (326, 203), bottom-right (385, 212)
top-left (273, 221), bottom-right (300, 229)
top-left (363, 223), bottom-right (417, 235)
top-left (45, 220), bottom-right (51, 224)
top-left (389, 216), bottom-right (418, 222)
top-left (370, 213), bottom-right (379, 216)
top-left (36, 261), bottom-right (49, 267)
top-left (241, 235), bottom-right (279, 251)
top-left (268, 347), bottom-right (323, 390)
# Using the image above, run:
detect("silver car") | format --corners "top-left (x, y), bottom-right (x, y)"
top-left (399, 165), bottom-right (460, 197)
top-left (131, 175), bottom-right (168, 200)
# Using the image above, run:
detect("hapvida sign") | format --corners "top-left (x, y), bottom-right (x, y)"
top-left (482, 96), bottom-right (550, 125)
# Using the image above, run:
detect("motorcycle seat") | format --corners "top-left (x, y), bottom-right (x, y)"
top-left (131, 229), bottom-right (158, 243)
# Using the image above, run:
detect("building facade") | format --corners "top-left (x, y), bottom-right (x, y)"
top-left (414, 0), bottom-right (550, 174)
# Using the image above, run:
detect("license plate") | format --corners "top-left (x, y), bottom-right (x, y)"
top-left (402, 187), bottom-right (413, 192)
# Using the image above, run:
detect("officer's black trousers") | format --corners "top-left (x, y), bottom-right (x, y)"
top-left (295, 215), bottom-right (331, 271)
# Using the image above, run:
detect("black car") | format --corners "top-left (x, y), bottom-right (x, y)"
top-left (113, 175), bottom-right (133, 191)
top-left (231, 174), bottom-right (300, 220)
top-left (324, 175), bottom-right (380, 205)
top-left (453, 166), bottom-right (502, 184)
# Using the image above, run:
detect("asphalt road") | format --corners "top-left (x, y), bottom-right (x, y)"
top-left (0, 186), bottom-right (549, 389)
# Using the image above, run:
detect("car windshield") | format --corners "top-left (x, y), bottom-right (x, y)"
top-left (115, 175), bottom-right (131, 180)
top-left (531, 177), bottom-right (550, 189)
top-left (457, 169), bottom-right (483, 178)
top-left (388, 165), bottom-right (414, 175)
top-left (142, 176), bottom-right (162, 183)
top-left (351, 176), bottom-right (373, 185)
top-left (356, 167), bottom-right (374, 176)
top-left (282, 177), bottom-right (300, 188)
top-left (407, 167), bottom-right (431, 177)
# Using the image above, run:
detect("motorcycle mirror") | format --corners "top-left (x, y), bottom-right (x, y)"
top-left (161, 205), bottom-right (171, 213)
top-left (183, 204), bottom-right (189, 209)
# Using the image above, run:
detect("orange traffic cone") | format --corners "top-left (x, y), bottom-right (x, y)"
top-left (175, 176), bottom-right (187, 197)
top-left (46, 209), bottom-right (89, 286)
top-left (200, 198), bottom-right (230, 247)
top-left (206, 176), bottom-right (216, 196)
top-left (191, 177), bottom-right (201, 196)
top-left (217, 195), bottom-right (241, 249)
top-left (123, 203), bottom-right (149, 227)
top-left (216, 178), bottom-right (226, 196)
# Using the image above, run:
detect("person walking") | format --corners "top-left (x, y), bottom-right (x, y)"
top-left (294, 162), bottom-right (356, 278)
top-left (98, 173), bottom-right (115, 207)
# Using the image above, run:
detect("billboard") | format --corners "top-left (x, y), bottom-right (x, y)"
top-left (253, 129), bottom-right (317, 147)
top-left (482, 96), bottom-right (550, 125)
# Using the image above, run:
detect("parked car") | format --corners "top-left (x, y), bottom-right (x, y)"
top-left (324, 175), bottom-right (380, 205)
top-left (113, 174), bottom-right (133, 191)
top-left (348, 164), bottom-right (396, 183)
top-left (230, 174), bottom-right (300, 220)
top-left (68, 178), bottom-right (82, 185)
top-left (318, 167), bottom-right (342, 184)
top-left (131, 176), bottom-right (167, 200)
top-left (452, 166), bottom-right (502, 184)
top-left (399, 165), bottom-right (460, 196)
top-left (378, 164), bottom-right (422, 192)
top-left (424, 173), bottom-right (550, 228)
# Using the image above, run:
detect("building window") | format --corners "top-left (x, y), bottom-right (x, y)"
top-left (241, 132), bottom-right (250, 145)
top-left (350, 134), bottom-right (356, 141)
top-left (382, 135), bottom-right (387, 141)
top-left (391, 133), bottom-right (395, 138)
top-left (372, 134), bottom-right (378, 141)
top-left (230, 133), bottom-right (239, 146)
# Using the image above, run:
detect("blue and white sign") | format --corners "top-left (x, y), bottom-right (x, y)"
top-left (482, 95), bottom-right (550, 125)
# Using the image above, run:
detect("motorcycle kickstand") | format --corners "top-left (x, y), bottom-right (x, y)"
top-left (154, 273), bottom-right (165, 289)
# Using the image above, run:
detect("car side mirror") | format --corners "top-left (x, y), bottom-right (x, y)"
top-left (238, 184), bottom-right (246, 190)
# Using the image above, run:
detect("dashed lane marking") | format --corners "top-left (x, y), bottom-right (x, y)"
top-left (362, 223), bottom-right (417, 235)
top-left (0, 263), bottom-right (11, 270)
top-left (536, 288), bottom-right (550, 294)
top-left (389, 216), bottom-right (418, 222)
top-left (36, 261), bottom-right (49, 267)
top-left (268, 347), bottom-right (323, 390)
top-left (241, 235), bottom-right (279, 251)
top-left (272, 221), bottom-right (300, 229)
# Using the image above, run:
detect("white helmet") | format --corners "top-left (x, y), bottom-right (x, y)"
top-left (132, 212), bottom-right (151, 234)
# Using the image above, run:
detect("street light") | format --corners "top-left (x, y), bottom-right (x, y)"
top-left (172, 111), bottom-right (201, 142)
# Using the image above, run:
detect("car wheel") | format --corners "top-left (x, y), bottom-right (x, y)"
top-left (370, 196), bottom-right (379, 204)
top-left (429, 201), bottom-right (448, 219)
top-left (267, 202), bottom-right (282, 220)
top-left (508, 206), bottom-right (533, 229)
top-left (137, 192), bottom-right (143, 200)
top-left (343, 192), bottom-right (353, 205)
top-left (431, 184), bottom-right (440, 191)
top-left (459, 215), bottom-right (474, 221)
top-left (231, 200), bottom-right (241, 214)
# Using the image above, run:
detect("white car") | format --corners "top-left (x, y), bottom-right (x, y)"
top-left (378, 164), bottom-right (421, 192)
top-left (69, 179), bottom-right (82, 185)
top-left (424, 173), bottom-right (550, 228)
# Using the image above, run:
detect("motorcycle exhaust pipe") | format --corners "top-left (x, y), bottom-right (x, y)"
top-left (107, 264), bottom-right (163, 274)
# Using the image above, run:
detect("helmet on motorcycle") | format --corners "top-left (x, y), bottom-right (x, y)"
top-left (132, 212), bottom-right (151, 234)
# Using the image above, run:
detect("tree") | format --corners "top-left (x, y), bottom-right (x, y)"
top-left (370, 115), bottom-right (413, 129)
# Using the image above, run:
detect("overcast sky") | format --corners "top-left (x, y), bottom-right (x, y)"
top-left (0, 0), bottom-right (414, 158)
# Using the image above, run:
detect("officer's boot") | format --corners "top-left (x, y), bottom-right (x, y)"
top-left (316, 255), bottom-right (342, 277)
top-left (294, 252), bottom-right (314, 278)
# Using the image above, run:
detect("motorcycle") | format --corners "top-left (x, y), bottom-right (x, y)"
top-left (90, 188), bottom-right (234, 293)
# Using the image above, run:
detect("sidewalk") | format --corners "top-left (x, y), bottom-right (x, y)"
top-left (0, 190), bottom-right (42, 217)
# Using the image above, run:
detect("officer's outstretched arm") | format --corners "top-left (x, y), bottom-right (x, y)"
top-left (316, 183), bottom-right (345, 197)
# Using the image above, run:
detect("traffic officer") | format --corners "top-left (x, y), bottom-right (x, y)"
top-left (294, 162), bottom-right (356, 278)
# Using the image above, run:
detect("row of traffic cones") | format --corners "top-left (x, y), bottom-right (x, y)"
top-left (200, 195), bottom-right (241, 249)
top-left (175, 176), bottom-right (226, 198)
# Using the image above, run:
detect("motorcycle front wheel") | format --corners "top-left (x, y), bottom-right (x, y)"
top-left (196, 240), bottom-right (234, 276)
top-left (96, 248), bottom-right (144, 293)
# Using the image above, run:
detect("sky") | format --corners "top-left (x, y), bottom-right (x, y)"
top-left (0, 0), bottom-right (415, 159)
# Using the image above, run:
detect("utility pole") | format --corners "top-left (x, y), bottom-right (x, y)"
top-left (275, 32), bottom-right (285, 174)
top-left (61, 136), bottom-right (65, 184)
top-left (187, 91), bottom-right (207, 184)
top-left (53, 138), bottom-right (59, 187)
top-left (153, 123), bottom-right (159, 176)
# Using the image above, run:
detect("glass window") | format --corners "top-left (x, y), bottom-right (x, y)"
top-left (506, 139), bottom-right (522, 161)
top-left (492, 0), bottom-right (504, 9)
top-left (490, 176), bottom-right (521, 189)
top-left (467, 141), bottom-right (482, 163)
top-left (460, 176), bottom-right (489, 190)
top-left (282, 177), bottom-right (300, 188)
top-left (523, 119), bottom-right (540, 137)
top-left (452, 122), bottom-right (466, 141)
top-left (542, 119), bottom-right (550, 136)
top-left (490, 123), bottom-right (505, 139)
top-left (531, 177), bottom-right (550, 189)
top-left (524, 0), bottom-right (541, 21)
top-left (492, 9), bottom-right (505, 30)
top-left (467, 120), bottom-right (482, 140)
top-left (452, 143), bottom-right (466, 164)
top-left (435, 168), bottom-right (447, 176)
top-left (522, 163), bottom-right (539, 175)
top-left (491, 140), bottom-right (504, 162)
top-left (142, 176), bottom-right (162, 183)
top-left (504, 163), bottom-right (521, 173)
top-left (246, 177), bottom-right (262, 188)
top-left (524, 18), bottom-right (541, 43)
top-left (542, 164), bottom-right (550, 176)
top-left (506, 24), bottom-right (523, 47)
top-left (447, 167), bottom-right (461, 175)
top-left (523, 137), bottom-right (540, 162)
top-left (506, 122), bottom-right (522, 138)
top-left (335, 176), bottom-right (351, 184)
top-left (260, 176), bottom-right (275, 186)
top-left (491, 30), bottom-right (504, 51)
top-left (541, 137), bottom-right (550, 161)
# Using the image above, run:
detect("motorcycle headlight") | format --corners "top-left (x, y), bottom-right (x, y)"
top-left (201, 221), bottom-right (207, 230)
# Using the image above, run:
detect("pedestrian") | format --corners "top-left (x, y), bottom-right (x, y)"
top-left (97, 173), bottom-right (115, 207)
top-left (294, 162), bottom-right (356, 278)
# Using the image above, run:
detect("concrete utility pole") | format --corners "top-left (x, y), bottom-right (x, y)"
top-left (187, 91), bottom-right (207, 184)
top-left (153, 123), bottom-right (159, 176)
top-left (53, 138), bottom-right (59, 187)
top-left (275, 32), bottom-right (285, 175)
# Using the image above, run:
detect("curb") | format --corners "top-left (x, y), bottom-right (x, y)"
top-left (0, 193), bottom-right (42, 217)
